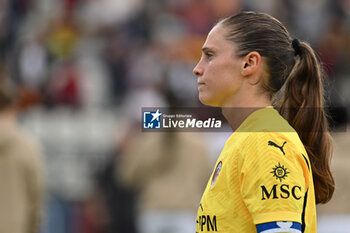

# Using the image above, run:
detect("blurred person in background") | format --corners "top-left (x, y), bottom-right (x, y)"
top-left (0, 64), bottom-right (44, 233)
top-left (118, 130), bottom-right (211, 233)
top-left (92, 122), bottom-right (139, 233)
top-left (117, 89), bottom-right (211, 233)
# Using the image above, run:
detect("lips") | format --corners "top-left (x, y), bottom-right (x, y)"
top-left (198, 83), bottom-right (205, 89)
top-left (198, 81), bottom-right (205, 87)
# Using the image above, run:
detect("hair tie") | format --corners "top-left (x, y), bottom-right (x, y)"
top-left (292, 39), bottom-right (301, 56)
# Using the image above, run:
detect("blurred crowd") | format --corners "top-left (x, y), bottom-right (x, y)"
top-left (0, 0), bottom-right (349, 233)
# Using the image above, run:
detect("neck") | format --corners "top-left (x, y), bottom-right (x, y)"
top-left (221, 93), bottom-right (271, 131)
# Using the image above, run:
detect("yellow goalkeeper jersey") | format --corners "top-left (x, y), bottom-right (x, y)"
top-left (196, 107), bottom-right (316, 233)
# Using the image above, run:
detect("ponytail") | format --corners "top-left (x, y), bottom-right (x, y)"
top-left (279, 41), bottom-right (335, 204)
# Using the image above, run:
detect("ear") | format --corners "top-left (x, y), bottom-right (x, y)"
top-left (240, 52), bottom-right (262, 83)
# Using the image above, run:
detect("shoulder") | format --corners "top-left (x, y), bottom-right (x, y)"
top-left (238, 131), bottom-right (309, 177)
top-left (241, 131), bottom-right (305, 156)
top-left (0, 125), bottom-right (44, 174)
top-left (0, 123), bottom-right (41, 156)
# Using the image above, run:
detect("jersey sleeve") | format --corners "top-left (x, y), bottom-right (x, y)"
top-left (238, 132), bottom-right (311, 225)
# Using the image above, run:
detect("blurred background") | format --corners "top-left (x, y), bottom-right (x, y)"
top-left (0, 0), bottom-right (349, 232)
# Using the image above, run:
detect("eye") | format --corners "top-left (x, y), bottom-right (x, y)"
top-left (204, 52), bottom-right (214, 60)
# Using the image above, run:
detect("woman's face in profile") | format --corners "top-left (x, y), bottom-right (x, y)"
top-left (193, 25), bottom-right (244, 107)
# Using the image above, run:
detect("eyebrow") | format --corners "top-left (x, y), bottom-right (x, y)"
top-left (201, 47), bottom-right (215, 53)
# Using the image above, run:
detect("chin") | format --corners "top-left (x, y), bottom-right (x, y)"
top-left (199, 95), bottom-right (221, 107)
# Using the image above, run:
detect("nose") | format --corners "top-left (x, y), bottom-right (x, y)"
top-left (193, 62), bottom-right (203, 77)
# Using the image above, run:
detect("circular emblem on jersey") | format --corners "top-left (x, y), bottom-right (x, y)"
top-left (270, 162), bottom-right (290, 182)
top-left (211, 161), bottom-right (222, 187)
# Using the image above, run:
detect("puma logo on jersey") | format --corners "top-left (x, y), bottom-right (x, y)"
top-left (268, 141), bottom-right (287, 155)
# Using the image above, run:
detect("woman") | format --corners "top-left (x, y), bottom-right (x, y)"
top-left (193, 11), bottom-right (334, 233)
